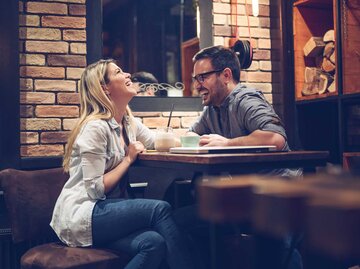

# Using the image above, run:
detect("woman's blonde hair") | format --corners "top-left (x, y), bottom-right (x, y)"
top-left (63, 59), bottom-right (132, 171)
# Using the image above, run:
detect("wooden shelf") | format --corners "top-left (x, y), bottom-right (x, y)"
top-left (295, 91), bottom-right (338, 103)
top-left (296, 93), bottom-right (338, 105)
top-left (293, 0), bottom-right (333, 9)
top-left (293, 3), bottom-right (336, 101)
top-left (296, 89), bottom-right (360, 105)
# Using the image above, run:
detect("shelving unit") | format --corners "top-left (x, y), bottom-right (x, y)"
top-left (293, 0), bottom-right (360, 164)
top-left (293, 0), bottom-right (333, 8)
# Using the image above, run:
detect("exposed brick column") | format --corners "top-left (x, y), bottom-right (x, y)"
top-left (19, 0), bottom-right (86, 157)
top-left (212, 0), bottom-right (279, 107)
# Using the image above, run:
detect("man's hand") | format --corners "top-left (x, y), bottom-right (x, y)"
top-left (199, 134), bottom-right (229, 147)
top-left (185, 131), bottom-right (199, 137)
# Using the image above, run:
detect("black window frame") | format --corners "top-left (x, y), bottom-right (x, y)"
top-left (0, 0), bottom-right (20, 170)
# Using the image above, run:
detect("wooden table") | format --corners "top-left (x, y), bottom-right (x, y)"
top-left (129, 150), bottom-right (329, 200)
top-left (136, 150), bottom-right (328, 173)
top-left (128, 150), bottom-right (329, 269)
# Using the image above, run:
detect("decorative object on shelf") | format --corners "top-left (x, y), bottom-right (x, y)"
top-left (321, 29), bottom-right (336, 73)
top-left (323, 29), bottom-right (335, 43)
top-left (303, 37), bottom-right (325, 57)
top-left (323, 42), bottom-right (335, 61)
top-left (301, 29), bottom-right (336, 96)
top-left (321, 55), bottom-right (336, 73)
top-left (328, 79), bottom-right (336, 93)
top-left (301, 67), bottom-right (334, 96)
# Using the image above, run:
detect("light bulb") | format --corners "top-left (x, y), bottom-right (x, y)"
top-left (252, 0), bottom-right (259, 17)
top-left (196, 5), bottom-right (200, 38)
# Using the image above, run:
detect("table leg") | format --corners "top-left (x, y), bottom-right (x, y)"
top-left (254, 233), bottom-right (283, 269)
top-left (128, 166), bottom-right (193, 200)
top-left (209, 222), bottom-right (219, 269)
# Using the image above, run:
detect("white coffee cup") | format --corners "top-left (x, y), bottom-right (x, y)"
top-left (154, 127), bottom-right (175, 152)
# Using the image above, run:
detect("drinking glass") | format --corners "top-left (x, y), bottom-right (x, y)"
top-left (154, 127), bottom-right (175, 152)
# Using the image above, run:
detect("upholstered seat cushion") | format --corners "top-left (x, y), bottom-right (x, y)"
top-left (21, 242), bottom-right (130, 269)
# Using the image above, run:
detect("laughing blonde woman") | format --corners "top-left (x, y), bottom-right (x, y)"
top-left (51, 59), bottom-right (195, 269)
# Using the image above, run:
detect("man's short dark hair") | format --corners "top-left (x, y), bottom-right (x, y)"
top-left (192, 46), bottom-right (241, 83)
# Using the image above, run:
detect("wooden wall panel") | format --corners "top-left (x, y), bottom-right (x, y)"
top-left (342, 1), bottom-right (360, 94)
top-left (181, 38), bottom-right (200, 97)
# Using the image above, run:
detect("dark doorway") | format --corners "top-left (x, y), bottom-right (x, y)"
top-left (0, 0), bottom-right (20, 170)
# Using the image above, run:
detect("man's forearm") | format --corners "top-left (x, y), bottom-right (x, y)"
top-left (227, 130), bottom-right (285, 150)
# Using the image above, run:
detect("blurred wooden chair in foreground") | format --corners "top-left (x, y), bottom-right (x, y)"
top-left (343, 152), bottom-right (360, 175)
top-left (198, 175), bottom-right (360, 269)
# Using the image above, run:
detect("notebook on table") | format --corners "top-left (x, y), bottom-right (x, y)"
top-left (169, 145), bottom-right (277, 154)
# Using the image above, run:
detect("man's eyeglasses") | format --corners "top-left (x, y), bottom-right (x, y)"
top-left (192, 68), bottom-right (225, 83)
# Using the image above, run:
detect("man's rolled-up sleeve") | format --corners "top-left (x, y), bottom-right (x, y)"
top-left (78, 121), bottom-right (108, 200)
top-left (240, 94), bottom-right (287, 139)
top-left (189, 108), bottom-right (210, 135)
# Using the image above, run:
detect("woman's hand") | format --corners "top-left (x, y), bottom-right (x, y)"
top-left (103, 141), bottom-right (144, 194)
top-left (125, 141), bottom-right (145, 164)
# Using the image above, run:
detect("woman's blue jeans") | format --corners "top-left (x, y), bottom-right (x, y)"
top-left (92, 198), bottom-right (195, 269)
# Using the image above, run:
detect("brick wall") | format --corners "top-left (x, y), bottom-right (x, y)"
top-left (133, 111), bottom-right (201, 137)
top-left (19, 0), bottom-right (86, 157)
top-left (212, 0), bottom-right (279, 107)
top-left (18, 0), bottom-right (282, 158)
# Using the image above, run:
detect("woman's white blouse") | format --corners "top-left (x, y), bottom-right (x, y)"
top-left (50, 117), bottom-right (154, 247)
